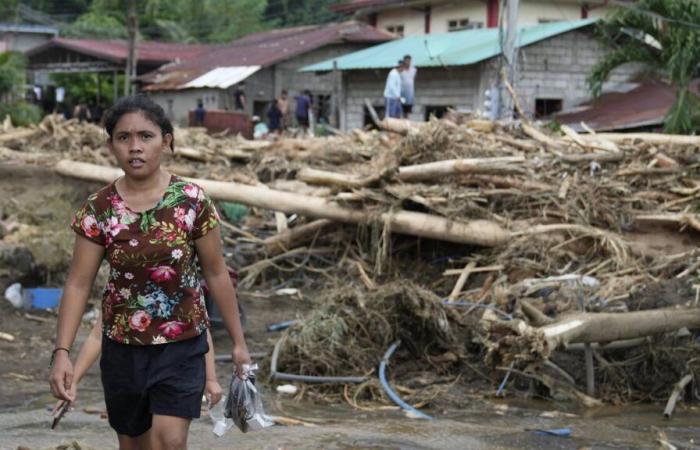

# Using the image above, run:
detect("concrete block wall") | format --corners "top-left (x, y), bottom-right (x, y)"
top-left (513, 29), bottom-right (639, 116)
top-left (343, 66), bottom-right (478, 130)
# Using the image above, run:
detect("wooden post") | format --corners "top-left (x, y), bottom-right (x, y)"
top-left (331, 60), bottom-right (340, 128)
top-left (125, 0), bottom-right (137, 96)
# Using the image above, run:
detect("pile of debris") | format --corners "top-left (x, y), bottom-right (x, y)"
top-left (2, 113), bottom-right (699, 412)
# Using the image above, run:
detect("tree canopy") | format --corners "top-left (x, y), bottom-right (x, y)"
top-left (588, 0), bottom-right (700, 134)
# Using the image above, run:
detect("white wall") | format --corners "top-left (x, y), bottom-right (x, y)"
top-left (431, 3), bottom-right (486, 34)
top-left (151, 88), bottom-right (223, 126)
top-left (519, 1), bottom-right (583, 24)
top-left (376, 8), bottom-right (425, 36)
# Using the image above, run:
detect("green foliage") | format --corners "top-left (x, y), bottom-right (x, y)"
top-left (0, 52), bottom-right (27, 98)
top-left (51, 72), bottom-right (119, 105)
top-left (265, 0), bottom-right (342, 27)
top-left (588, 0), bottom-right (700, 134)
top-left (60, 11), bottom-right (128, 39)
top-left (218, 202), bottom-right (249, 223)
top-left (0, 101), bottom-right (43, 126)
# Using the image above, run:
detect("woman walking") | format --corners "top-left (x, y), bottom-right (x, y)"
top-left (49, 95), bottom-right (250, 449)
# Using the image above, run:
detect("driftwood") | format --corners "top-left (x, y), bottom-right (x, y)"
top-left (482, 307), bottom-right (700, 364)
top-left (55, 160), bottom-right (511, 246)
top-left (263, 219), bottom-right (334, 253)
top-left (581, 132), bottom-right (700, 146)
top-left (397, 156), bottom-right (526, 182)
top-left (0, 128), bottom-right (42, 144)
top-left (663, 373), bottom-right (693, 418)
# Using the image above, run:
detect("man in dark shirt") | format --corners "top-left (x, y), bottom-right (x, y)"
top-left (233, 83), bottom-right (246, 111)
top-left (194, 100), bottom-right (206, 126)
top-left (267, 99), bottom-right (283, 134)
top-left (294, 90), bottom-right (312, 130)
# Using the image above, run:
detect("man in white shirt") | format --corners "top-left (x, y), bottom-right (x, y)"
top-left (400, 55), bottom-right (417, 119)
top-left (383, 60), bottom-right (404, 119)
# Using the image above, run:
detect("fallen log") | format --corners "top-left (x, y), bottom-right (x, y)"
top-left (296, 167), bottom-right (388, 189)
top-left (580, 132), bottom-right (700, 146)
top-left (397, 156), bottom-right (526, 181)
top-left (482, 307), bottom-right (700, 365)
top-left (55, 160), bottom-right (511, 246)
top-left (0, 128), bottom-right (41, 144)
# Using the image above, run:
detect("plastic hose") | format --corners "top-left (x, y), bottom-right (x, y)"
top-left (379, 340), bottom-right (434, 420)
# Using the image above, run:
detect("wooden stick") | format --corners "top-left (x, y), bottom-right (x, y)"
top-left (442, 264), bottom-right (504, 276)
top-left (447, 261), bottom-right (476, 302)
top-left (55, 160), bottom-right (512, 246)
top-left (580, 132), bottom-right (700, 146)
top-left (263, 219), bottom-right (333, 253)
top-left (663, 373), bottom-right (693, 418)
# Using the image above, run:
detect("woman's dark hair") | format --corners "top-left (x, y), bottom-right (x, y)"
top-left (102, 94), bottom-right (175, 151)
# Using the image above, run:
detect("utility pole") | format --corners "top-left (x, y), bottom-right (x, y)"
top-left (124, 0), bottom-right (138, 96)
top-left (499, 0), bottom-right (519, 120)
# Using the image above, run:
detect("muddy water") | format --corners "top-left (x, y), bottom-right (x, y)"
top-left (2, 385), bottom-right (698, 450)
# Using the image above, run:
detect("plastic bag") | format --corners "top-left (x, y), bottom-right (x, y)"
top-left (224, 363), bottom-right (273, 433)
top-left (209, 395), bottom-right (234, 437)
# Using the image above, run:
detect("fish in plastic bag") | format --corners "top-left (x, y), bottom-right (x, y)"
top-left (224, 363), bottom-right (273, 432)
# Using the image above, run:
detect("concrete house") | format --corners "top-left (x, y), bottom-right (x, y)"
top-left (139, 21), bottom-right (393, 127)
top-left (332, 0), bottom-right (613, 36)
top-left (302, 19), bottom-right (639, 130)
top-left (0, 23), bottom-right (57, 53)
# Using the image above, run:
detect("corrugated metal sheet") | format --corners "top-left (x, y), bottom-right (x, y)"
top-left (301, 19), bottom-right (596, 72)
top-left (142, 20), bottom-right (393, 91)
top-left (555, 81), bottom-right (678, 132)
top-left (183, 66), bottom-right (262, 89)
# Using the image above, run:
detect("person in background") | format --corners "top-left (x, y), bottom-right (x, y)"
top-left (233, 83), bottom-right (247, 112)
top-left (294, 90), bottom-right (312, 131)
top-left (49, 95), bottom-right (250, 449)
top-left (277, 90), bottom-right (290, 130)
top-left (383, 61), bottom-right (404, 119)
top-left (194, 100), bottom-right (206, 126)
top-left (252, 115), bottom-right (269, 139)
top-left (400, 54), bottom-right (417, 120)
top-left (73, 102), bottom-right (91, 123)
top-left (267, 99), bottom-right (283, 134)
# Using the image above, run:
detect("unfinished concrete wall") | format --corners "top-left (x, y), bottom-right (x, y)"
top-left (150, 88), bottom-right (223, 127)
top-left (343, 66), bottom-right (479, 130)
top-left (506, 29), bottom-right (640, 117)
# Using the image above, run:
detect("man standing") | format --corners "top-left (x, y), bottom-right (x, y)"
top-left (233, 83), bottom-right (247, 111)
top-left (277, 89), bottom-right (290, 130)
top-left (383, 61), bottom-right (403, 119)
top-left (295, 90), bottom-right (312, 131)
top-left (400, 55), bottom-right (417, 119)
top-left (194, 99), bottom-right (206, 126)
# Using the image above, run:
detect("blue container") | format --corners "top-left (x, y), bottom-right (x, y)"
top-left (27, 288), bottom-right (62, 309)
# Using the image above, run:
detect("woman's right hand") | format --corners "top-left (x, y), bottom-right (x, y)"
top-left (49, 351), bottom-right (76, 402)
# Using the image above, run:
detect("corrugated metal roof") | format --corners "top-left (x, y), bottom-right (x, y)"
top-left (142, 20), bottom-right (393, 91)
top-left (555, 81), bottom-right (682, 132)
top-left (25, 37), bottom-right (214, 66)
top-left (301, 19), bottom-right (596, 72)
top-left (0, 23), bottom-right (58, 34)
top-left (183, 66), bottom-right (262, 89)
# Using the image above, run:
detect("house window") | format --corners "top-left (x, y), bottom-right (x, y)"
top-left (535, 98), bottom-right (563, 118)
top-left (448, 18), bottom-right (482, 32)
top-left (385, 24), bottom-right (404, 37)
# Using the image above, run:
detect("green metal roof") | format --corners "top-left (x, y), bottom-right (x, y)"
top-left (301, 19), bottom-right (596, 72)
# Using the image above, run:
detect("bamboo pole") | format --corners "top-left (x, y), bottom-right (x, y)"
top-left (55, 160), bottom-right (511, 246)
top-left (397, 156), bottom-right (526, 181)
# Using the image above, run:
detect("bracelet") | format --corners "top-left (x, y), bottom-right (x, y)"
top-left (49, 347), bottom-right (70, 369)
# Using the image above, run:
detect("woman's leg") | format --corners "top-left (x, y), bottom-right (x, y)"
top-left (149, 414), bottom-right (192, 450)
top-left (117, 431), bottom-right (150, 450)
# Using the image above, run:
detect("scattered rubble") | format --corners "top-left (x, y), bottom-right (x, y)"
top-left (1, 113), bottom-right (699, 412)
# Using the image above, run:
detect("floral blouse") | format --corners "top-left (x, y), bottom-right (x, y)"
top-left (72, 175), bottom-right (220, 345)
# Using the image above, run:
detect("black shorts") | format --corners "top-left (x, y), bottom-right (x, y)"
top-left (296, 116), bottom-right (309, 127)
top-left (402, 104), bottom-right (413, 114)
top-left (100, 332), bottom-right (208, 437)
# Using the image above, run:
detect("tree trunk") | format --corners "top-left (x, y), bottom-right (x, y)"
top-left (55, 160), bottom-right (511, 246)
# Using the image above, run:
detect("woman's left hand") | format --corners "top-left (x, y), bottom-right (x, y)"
top-left (232, 344), bottom-right (252, 379)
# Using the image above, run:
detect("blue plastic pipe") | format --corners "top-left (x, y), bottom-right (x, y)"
top-left (378, 340), bottom-right (434, 420)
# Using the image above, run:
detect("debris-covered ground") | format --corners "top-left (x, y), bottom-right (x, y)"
top-left (1, 114), bottom-right (699, 448)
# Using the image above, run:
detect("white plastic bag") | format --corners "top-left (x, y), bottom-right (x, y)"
top-left (224, 364), bottom-right (273, 433)
top-left (209, 395), bottom-right (234, 437)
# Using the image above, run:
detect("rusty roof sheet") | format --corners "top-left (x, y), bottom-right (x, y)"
top-left (25, 37), bottom-right (215, 66)
top-left (555, 81), bottom-right (682, 132)
top-left (141, 21), bottom-right (393, 91)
